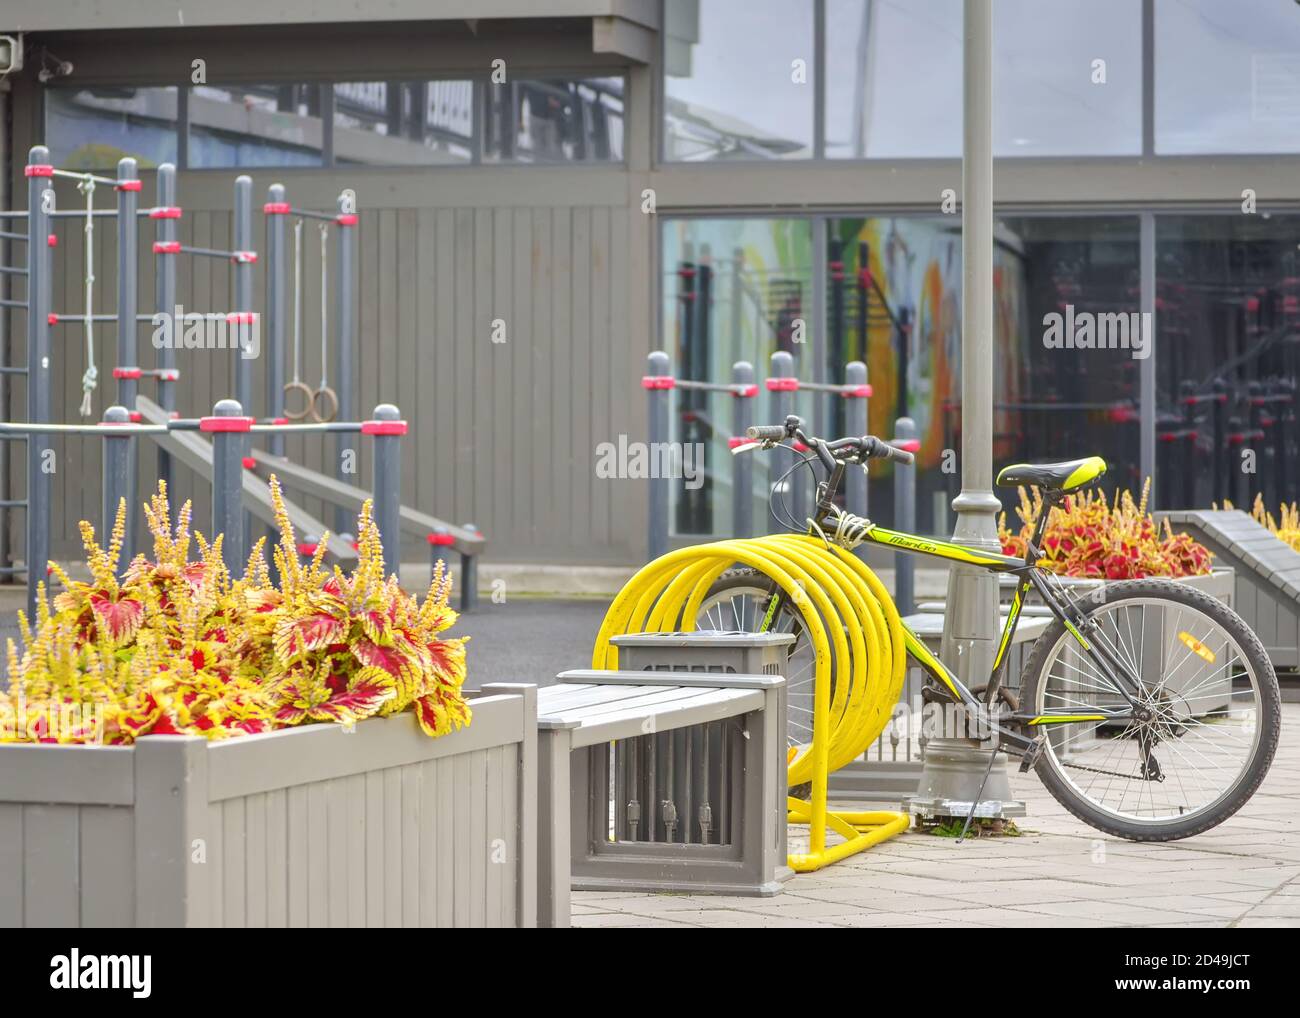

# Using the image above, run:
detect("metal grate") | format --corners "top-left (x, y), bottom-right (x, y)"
top-left (603, 720), bottom-right (742, 847)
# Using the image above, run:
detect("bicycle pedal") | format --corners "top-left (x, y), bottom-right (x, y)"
top-left (1018, 735), bottom-right (1047, 773)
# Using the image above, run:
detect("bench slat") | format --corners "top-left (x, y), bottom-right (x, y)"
top-left (535, 682), bottom-right (672, 712)
top-left (554, 685), bottom-right (753, 724)
top-left (563, 689), bottom-right (766, 749)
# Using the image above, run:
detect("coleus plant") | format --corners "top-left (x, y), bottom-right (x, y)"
top-left (998, 478), bottom-right (1212, 580)
top-left (0, 478), bottom-right (469, 745)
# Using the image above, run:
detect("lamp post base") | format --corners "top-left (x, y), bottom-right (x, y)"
top-left (906, 739), bottom-right (1026, 821)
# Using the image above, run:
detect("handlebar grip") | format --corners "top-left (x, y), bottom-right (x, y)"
top-left (878, 441), bottom-right (915, 466)
top-left (863, 436), bottom-right (915, 465)
top-left (747, 425), bottom-right (788, 441)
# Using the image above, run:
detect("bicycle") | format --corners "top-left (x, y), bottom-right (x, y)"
top-left (698, 414), bottom-right (1281, 842)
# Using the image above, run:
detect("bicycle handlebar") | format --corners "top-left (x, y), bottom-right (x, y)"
top-left (745, 418), bottom-right (915, 466)
top-left (864, 436), bottom-right (916, 466)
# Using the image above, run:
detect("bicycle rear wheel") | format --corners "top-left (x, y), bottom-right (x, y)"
top-left (1019, 578), bottom-right (1280, 841)
top-left (694, 568), bottom-right (820, 755)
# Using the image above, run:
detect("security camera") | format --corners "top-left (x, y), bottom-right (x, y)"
top-left (0, 34), bottom-right (23, 74)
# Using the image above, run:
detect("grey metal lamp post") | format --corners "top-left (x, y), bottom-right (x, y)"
top-left (910, 0), bottom-right (1025, 824)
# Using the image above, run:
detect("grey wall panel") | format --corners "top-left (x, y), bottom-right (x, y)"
top-left (17, 171), bottom-right (651, 569)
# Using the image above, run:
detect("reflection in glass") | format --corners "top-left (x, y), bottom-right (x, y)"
top-left (334, 81), bottom-right (474, 165)
top-left (822, 0), bottom-right (1140, 158)
top-left (188, 84), bottom-right (324, 168)
top-left (45, 87), bottom-right (180, 169)
top-left (824, 218), bottom-right (966, 529)
top-left (993, 217), bottom-right (1142, 503)
top-left (1156, 0), bottom-right (1300, 154)
top-left (1156, 215), bottom-right (1300, 509)
top-left (661, 218), bottom-right (814, 536)
top-left (484, 78), bottom-right (624, 163)
top-left (664, 0), bottom-right (813, 161)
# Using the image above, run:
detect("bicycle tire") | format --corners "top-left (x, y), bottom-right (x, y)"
top-left (1019, 577), bottom-right (1281, 841)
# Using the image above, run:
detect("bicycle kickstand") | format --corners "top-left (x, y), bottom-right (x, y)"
top-left (955, 745), bottom-right (1000, 844)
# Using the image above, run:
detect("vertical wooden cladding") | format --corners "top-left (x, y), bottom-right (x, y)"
top-left (399, 200), bottom-right (643, 565)
top-left (203, 749), bottom-right (518, 928)
top-left (0, 691), bottom-right (536, 928)
top-left (26, 181), bottom-right (647, 567)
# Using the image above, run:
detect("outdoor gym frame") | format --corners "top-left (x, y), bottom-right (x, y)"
top-left (0, 400), bottom-right (408, 596)
top-left (0, 145), bottom-right (485, 616)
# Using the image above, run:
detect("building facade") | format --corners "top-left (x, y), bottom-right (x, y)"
top-left (1, 0), bottom-right (1299, 569)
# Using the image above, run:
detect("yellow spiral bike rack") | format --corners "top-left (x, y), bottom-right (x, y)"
top-left (594, 533), bottom-right (911, 873)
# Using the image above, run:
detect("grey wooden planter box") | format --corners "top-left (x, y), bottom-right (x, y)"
top-left (1000, 566), bottom-right (1234, 608)
top-left (1157, 510), bottom-right (1300, 669)
top-left (0, 687), bottom-right (538, 928)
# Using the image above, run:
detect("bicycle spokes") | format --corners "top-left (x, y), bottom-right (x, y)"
top-left (1033, 596), bottom-right (1262, 824)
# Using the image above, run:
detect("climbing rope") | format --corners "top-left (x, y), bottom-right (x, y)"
top-left (76, 177), bottom-right (97, 417)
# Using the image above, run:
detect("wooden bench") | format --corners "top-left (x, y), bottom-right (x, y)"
top-left (535, 670), bottom-right (789, 928)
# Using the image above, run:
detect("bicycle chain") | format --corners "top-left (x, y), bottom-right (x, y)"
top-left (1060, 760), bottom-right (1144, 780)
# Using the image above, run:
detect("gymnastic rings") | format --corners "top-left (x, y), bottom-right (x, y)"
top-left (283, 220), bottom-right (339, 422)
top-left (311, 384), bottom-right (339, 424)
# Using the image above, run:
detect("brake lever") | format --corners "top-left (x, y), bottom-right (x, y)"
top-left (729, 440), bottom-right (764, 456)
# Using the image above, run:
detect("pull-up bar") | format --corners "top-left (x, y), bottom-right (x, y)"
top-left (4, 398), bottom-right (409, 616)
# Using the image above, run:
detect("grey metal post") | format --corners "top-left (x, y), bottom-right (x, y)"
top-left (731, 360), bottom-right (755, 538)
top-left (232, 177), bottom-right (254, 412)
top-left (940, 0), bottom-right (1001, 688)
top-left (429, 529), bottom-right (453, 586)
top-left (115, 157), bottom-right (139, 565)
top-left (232, 176), bottom-right (254, 544)
top-left (154, 164), bottom-right (178, 491)
top-left (335, 193), bottom-right (357, 536)
top-left (768, 350), bottom-right (804, 528)
top-left (207, 399), bottom-right (248, 578)
top-left (100, 405), bottom-right (132, 544)
top-left (26, 147), bottom-right (53, 619)
top-left (460, 523), bottom-right (479, 613)
top-left (915, 0), bottom-right (1023, 824)
top-left (368, 403), bottom-right (404, 578)
top-left (1139, 211), bottom-right (1156, 505)
top-left (265, 185), bottom-right (288, 457)
top-left (892, 416), bottom-right (918, 615)
top-left (844, 360), bottom-right (869, 529)
top-left (646, 351), bottom-right (671, 560)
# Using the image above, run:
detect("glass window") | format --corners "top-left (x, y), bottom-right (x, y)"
top-left (661, 217), bottom-right (814, 536)
top-left (484, 77), bottom-right (624, 163)
top-left (822, 0), bottom-right (1142, 158)
top-left (664, 0), bottom-right (814, 161)
top-left (1156, 214), bottom-right (1300, 510)
top-left (824, 216), bottom-right (965, 530)
top-left (188, 84), bottom-right (324, 168)
top-left (334, 81), bottom-right (474, 165)
top-left (45, 86), bottom-right (180, 169)
top-left (661, 215), bottom-right (1147, 538)
top-left (1156, 0), bottom-right (1300, 154)
top-left (993, 216), bottom-right (1143, 501)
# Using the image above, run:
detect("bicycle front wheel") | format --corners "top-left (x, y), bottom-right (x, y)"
top-left (1019, 578), bottom-right (1280, 841)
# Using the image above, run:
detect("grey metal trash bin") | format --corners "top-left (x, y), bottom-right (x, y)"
top-left (536, 668), bottom-right (791, 927)
top-left (612, 630), bottom-right (796, 678)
